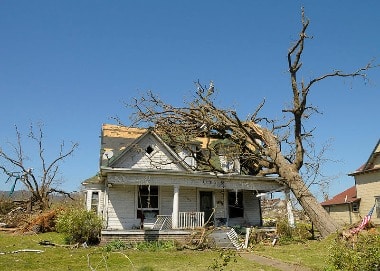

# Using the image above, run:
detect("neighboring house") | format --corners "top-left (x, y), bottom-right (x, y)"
top-left (349, 139), bottom-right (380, 225)
top-left (321, 186), bottom-right (360, 226)
top-left (322, 139), bottom-right (380, 226)
top-left (83, 124), bottom-right (283, 243)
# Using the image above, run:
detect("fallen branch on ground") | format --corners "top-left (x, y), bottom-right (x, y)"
top-left (0, 249), bottom-right (44, 254)
top-left (38, 240), bottom-right (79, 248)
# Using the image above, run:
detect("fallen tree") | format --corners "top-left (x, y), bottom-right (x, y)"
top-left (127, 10), bottom-right (376, 237)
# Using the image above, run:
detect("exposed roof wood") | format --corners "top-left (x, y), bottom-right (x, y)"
top-left (108, 129), bottom-right (191, 171)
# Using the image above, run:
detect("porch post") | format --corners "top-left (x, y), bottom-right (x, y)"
top-left (172, 185), bottom-right (179, 229)
top-left (285, 188), bottom-right (295, 227)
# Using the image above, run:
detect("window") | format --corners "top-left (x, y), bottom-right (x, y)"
top-left (145, 145), bottom-right (154, 155)
top-left (91, 191), bottom-right (99, 213)
top-left (352, 202), bottom-right (359, 213)
top-left (137, 185), bottom-right (159, 220)
top-left (228, 191), bottom-right (243, 218)
top-left (376, 197), bottom-right (380, 219)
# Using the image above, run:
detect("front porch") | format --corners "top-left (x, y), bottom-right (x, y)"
top-left (151, 212), bottom-right (205, 230)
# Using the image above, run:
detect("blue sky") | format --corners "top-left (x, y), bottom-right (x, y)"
top-left (0, 1), bottom-right (379, 199)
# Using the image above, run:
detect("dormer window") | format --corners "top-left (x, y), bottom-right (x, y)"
top-left (146, 145), bottom-right (154, 155)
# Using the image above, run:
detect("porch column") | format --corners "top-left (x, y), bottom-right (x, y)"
top-left (172, 185), bottom-right (180, 229)
top-left (285, 188), bottom-right (295, 228)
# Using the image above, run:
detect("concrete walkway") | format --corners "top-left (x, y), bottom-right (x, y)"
top-left (239, 252), bottom-right (312, 271)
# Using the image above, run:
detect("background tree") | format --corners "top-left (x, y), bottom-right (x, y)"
top-left (127, 10), bottom-right (376, 237)
top-left (0, 124), bottom-right (78, 210)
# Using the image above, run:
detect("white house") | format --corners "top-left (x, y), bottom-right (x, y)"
top-left (83, 124), bottom-right (283, 243)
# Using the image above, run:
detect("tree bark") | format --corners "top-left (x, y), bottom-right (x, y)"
top-left (278, 161), bottom-right (339, 237)
top-left (261, 127), bottom-right (339, 237)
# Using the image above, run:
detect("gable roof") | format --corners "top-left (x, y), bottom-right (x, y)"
top-left (100, 124), bottom-right (147, 167)
top-left (321, 186), bottom-right (360, 206)
top-left (349, 139), bottom-right (380, 176)
top-left (108, 129), bottom-right (191, 171)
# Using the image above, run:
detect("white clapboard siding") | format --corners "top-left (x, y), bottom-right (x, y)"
top-left (243, 190), bottom-right (261, 226)
top-left (214, 190), bottom-right (226, 219)
top-left (113, 136), bottom-right (183, 171)
top-left (160, 186), bottom-right (198, 215)
top-left (107, 186), bottom-right (140, 229)
top-left (179, 187), bottom-right (197, 212)
top-left (160, 186), bottom-right (174, 215)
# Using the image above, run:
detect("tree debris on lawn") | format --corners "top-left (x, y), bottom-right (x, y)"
top-left (0, 249), bottom-right (44, 254)
top-left (38, 240), bottom-right (79, 249)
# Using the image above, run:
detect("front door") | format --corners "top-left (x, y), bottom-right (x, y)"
top-left (200, 191), bottom-right (214, 225)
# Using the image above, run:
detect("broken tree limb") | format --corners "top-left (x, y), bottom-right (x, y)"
top-left (38, 240), bottom-right (79, 248)
top-left (0, 249), bottom-right (44, 254)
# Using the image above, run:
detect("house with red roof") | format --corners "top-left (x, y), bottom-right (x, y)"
top-left (321, 139), bottom-right (380, 226)
top-left (321, 186), bottom-right (360, 225)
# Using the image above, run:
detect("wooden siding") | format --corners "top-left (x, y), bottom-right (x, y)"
top-left (243, 190), bottom-right (261, 226)
top-left (214, 190), bottom-right (226, 219)
top-left (228, 190), bottom-right (261, 226)
top-left (112, 135), bottom-right (182, 171)
top-left (107, 185), bottom-right (140, 229)
top-left (355, 171), bottom-right (380, 224)
top-left (179, 187), bottom-right (198, 212)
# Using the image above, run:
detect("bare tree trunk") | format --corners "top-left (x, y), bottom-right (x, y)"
top-left (279, 166), bottom-right (339, 237)
top-left (262, 128), bottom-right (339, 237)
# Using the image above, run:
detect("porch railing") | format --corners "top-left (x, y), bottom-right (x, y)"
top-left (178, 212), bottom-right (204, 229)
top-left (153, 215), bottom-right (173, 230)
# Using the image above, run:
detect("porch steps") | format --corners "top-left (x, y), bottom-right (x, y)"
top-left (209, 228), bottom-right (243, 250)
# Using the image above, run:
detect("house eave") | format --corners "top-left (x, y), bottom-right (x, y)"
top-left (348, 167), bottom-right (380, 176)
top-left (321, 198), bottom-right (361, 207)
top-left (100, 166), bottom-right (284, 192)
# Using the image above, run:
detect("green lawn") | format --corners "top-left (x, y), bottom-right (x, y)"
top-left (0, 232), bottom-right (280, 271)
top-left (253, 239), bottom-right (330, 270)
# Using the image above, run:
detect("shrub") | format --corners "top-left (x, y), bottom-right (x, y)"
top-left (104, 240), bottom-right (131, 251)
top-left (55, 208), bottom-right (102, 245)
top-left (276, 219), bottom-right (312, 244)
top-left (326, 230), bottom-right (380, 271)
top-left (135, 240), bottom-right (177, 251)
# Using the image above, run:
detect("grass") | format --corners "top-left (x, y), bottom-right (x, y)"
top-left (0, 232), bottom-right (279, 271)
top-left (253, 238), bottom-right (332, 270)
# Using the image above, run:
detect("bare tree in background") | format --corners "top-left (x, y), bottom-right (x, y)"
top-left (0, 124), bottom-right (78, 210)
top-left (127, 10), bottom-right (376, 237)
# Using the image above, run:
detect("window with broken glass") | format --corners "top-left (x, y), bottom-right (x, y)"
top-left (228, 191), bottom-right (244, 218)
top-left (137, 185), bottom-right (159, 220)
